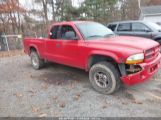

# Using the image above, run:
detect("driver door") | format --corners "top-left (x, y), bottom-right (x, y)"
top-left (58, 24), bottom-right (80, 68)
top-left (45, 25), bottom-right (63, 63)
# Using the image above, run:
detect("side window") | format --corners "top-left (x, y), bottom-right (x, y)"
top-left (132, 23), bottom-right (150, 32)
top-left (50, 26), bottom-right (59, 39)
top-left (60, 25), bottom-right (77, 40)
top-left (108, 24), bottom-right (117, 31)
top-left (117, 23), bottom-right (131, 31)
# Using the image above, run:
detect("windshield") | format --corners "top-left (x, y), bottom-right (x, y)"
top-left (76, 22), bottom-right (114, 40)
top-left (145, 22), bottom-right (161, 31)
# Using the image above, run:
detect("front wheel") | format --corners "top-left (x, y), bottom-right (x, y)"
top-left (89, 62), bottom-right (121, 94)
top-left (156, 39), bottom-right (161, 52)
top-left (156, 39), bottom-right (161, 44)
top-left (30, 51), bottom-right (45, 70)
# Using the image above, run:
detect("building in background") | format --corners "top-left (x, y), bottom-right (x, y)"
top-left (139, 5), bottom-right (161, 25)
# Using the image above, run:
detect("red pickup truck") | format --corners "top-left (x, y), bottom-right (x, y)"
top-left (23, 21), bottom-right (161, 94)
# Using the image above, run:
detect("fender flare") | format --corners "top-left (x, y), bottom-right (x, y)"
top-left (28, 44), bottom-right (41, 57)
top-left (86, 50), bottom-right (121, 71)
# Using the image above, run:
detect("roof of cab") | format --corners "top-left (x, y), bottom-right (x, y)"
top-left (52, 21), bottom-right (95, 26)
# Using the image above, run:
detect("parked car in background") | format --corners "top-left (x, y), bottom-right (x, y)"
top-left (107, 21), bottom-right (161, 44)
top-left (156, 22), bottom-right (161, 26)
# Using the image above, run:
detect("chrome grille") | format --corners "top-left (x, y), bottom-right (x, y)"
top-left (145, 46), bottom-right (160, 60)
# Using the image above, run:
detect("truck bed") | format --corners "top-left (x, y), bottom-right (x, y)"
top-left (23, 38), bottom-right (47, 59)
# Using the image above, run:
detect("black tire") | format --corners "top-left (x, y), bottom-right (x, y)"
top-left (30, 51), bottom-right (45, 70)
top-left (156, 39), bottom-right (161, 44)
top-left (89, 62), bottom-right (121, 95)
top-left (156, 39), bottom-right (161, 52)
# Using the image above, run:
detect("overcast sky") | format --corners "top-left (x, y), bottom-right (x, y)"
top-left (19, 0), bottom-right (84, 20)
top-left (20, 0), bottom-right (83, 9)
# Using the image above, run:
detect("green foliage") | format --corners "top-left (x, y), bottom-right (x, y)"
top-left (32, 0), bottom-right (118, 23)
top-left (80, 0), bottom-right (117, 23)
top-left (55, 0), bottom-right (81, 21)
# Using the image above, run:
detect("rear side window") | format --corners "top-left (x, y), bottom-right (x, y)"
top-left (50, 26), bottom-right (59, 39)
top-left (117, 23), bottom-right (131, 31)
top-left (132, 23), bottom-right (150, 32)
top-left (108, 24), bottom-right (117, 31)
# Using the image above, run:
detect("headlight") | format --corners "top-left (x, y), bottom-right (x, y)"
top-left (126, 53), bottom-right (144, 64)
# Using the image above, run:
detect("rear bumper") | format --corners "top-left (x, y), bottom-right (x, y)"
top-left (121, 54), bottom-right (161, 86)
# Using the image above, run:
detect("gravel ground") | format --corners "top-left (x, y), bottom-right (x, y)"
top-left (0, 55), bottom-right (161, 117)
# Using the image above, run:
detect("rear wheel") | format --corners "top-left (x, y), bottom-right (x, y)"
top-left (30, 51), bottom-right (44, 70)
top-left (89, 62), bottom-right (121, 94)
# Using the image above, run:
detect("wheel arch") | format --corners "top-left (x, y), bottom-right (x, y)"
top-left (29, 45), bottom-right (39, 54)
top-left (86, 52), bottom-right (120, 71)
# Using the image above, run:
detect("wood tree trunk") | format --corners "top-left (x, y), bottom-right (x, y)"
top-left (51, 0), bottom-right (55, 21)
top-left (42, 0), bottom-right (48, 24)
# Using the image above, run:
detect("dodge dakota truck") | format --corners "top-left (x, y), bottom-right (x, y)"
top-left (23, 21), bottom-right (161, 94)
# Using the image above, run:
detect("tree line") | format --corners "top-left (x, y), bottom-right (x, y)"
top-left (0, 0), bottom-right (161, 37)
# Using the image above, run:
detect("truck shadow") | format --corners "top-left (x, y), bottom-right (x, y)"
top-left (33, 62), bottom-right (90, 87)
top-left (29, 62), bottom-right (161, 101)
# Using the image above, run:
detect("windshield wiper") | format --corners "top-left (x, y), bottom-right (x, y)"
top-left (86, 35), bottom-right (103, 39)
top-left (104, 34), bottom-right (115, 37)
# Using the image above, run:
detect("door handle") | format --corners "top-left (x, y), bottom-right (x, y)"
top-left (55, 43), bottom-right (60, 48)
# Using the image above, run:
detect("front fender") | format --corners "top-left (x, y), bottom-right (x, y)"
top-left (86, 50), bottom-right (122, 71)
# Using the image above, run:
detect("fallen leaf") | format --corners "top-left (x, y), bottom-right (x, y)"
top-left (28, 89), bottom-right (36, 94)
top-left (30, 75), bottom-right (33, 78)
top-left (122, 101), bottom-right (128, 105)
top-left (43, 77), bottom-right (48, 81)
top-left (125, 90), bottom-right (135, 100)
top-left (74, 93), bottom-right (81, 101)
top-left (102, 105), bottom-right (107, 109)
top-left (70, 82), bottom-right (75, 89)
top-left (28, 89), bottom-right (37, 97)
top-left (53, 96), bottom-right (58, 100)
top-left (31, 106), bottom-right (39, 113)
top-left (14, 93), bottom-right (23, 98)
top-left (101, 99), bottom-right (109, 109)
top-left (39, 113), bottom-right (47, 117)
top-left (46, 103), bottom-right (51, 109)
top-left (132, 100), bottom-right (143, 104)
top-left (59, 102), bottom-right (65, 108)
top-left (41, 83), bottom-right (49, 90)
top-left (57, 81), bottom-right (62, 85)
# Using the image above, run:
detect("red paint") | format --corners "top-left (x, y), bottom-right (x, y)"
top-left (121, 54), bottom-right (161, 85)
top-left (23, 21), bottom-right (161, 86)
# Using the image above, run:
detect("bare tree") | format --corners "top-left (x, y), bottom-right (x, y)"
top-left (34, 0), bottom-right (49, 24)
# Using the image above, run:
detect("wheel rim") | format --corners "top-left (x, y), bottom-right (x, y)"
top-left (94, 72), bottom-right (110, 88)
top-left (31, 55), bottom-right (38, 67)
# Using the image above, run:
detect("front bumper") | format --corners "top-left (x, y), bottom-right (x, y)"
top-left (121, 54), bottom-right (161, 86)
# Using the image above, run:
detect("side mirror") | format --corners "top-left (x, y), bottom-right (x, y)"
top-left (49, 32), bottom-right (53, 39)
top-left (65, 31), bottom-right (78, 40)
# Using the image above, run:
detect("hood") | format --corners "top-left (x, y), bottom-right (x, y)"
top-left (86, 36), bottom-right (159, 56)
